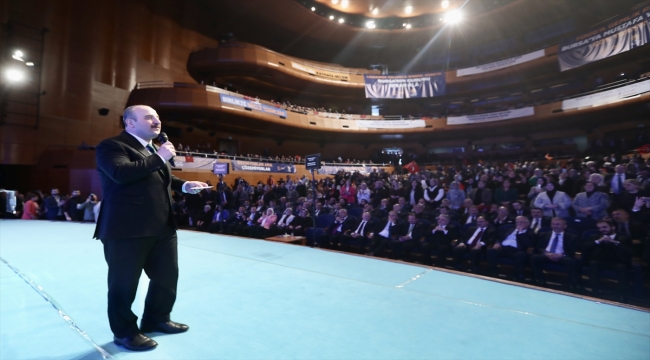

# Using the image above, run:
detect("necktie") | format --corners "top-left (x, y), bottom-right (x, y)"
top-left (408, 224), bottom-right (414, 236)
top-left (468, 228), bottom-right (484, 248)
top-left (549, 233), bottom-right (560, 253)
top-left (617, 174), bottom-right (623, 194)
top-left (531, 219), bottom-right (538, 230)
top-left (356, 221), bottom-right (366, 234)
top-left (145, 144), bottom-right (156, 154)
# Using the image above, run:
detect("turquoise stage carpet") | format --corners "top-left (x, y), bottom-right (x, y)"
top-left (1, 220), bottom-right (649, 359)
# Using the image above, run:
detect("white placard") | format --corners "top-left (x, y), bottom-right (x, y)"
top-left (562, 79), bottom-right (650, 110)
top-left (355, 120), bottom-right (426, 129)
top-left (456, 50), bottom-right (545, 77)
top-left (447, 107), bottom-right (535, 125)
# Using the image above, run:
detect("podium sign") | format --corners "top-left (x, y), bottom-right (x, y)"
top-left (305, 154), bottom-right (321, 170)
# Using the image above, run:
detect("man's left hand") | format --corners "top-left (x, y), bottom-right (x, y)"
top-left (184, 181), bottom-right (210, 194)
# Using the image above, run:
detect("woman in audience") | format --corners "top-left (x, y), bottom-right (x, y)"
top-left (21, 193), bottom-right (40, 220)
top-left (618, 179), bottom-right (646, 212)
top-left (339, 179), bottom-right (356, 205)
top-left (445, 181), bottom-right (466, 210)
top-left (356, 182), bottom-right (371, 204)
top-left (527, 177), bottom-right (546, 204)
top-left (252, 208), bottom-right (277, 238)
top-left (388, 180), bottom-right (403, 205)
top-left (406, 180), bottom-right (423, 206)
top-left (588, 173), bottom-right (609, 193)
top-left (572, 181), bottom-right (609, 220)
top-left (533, 181), bottom-right (573, 218)
top-left (494, 179), bottom-right (519, 206)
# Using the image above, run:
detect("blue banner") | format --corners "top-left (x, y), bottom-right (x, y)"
top-left (220, 94), bottom-right (288, 117)
top-left (558, 6), bottom-right (650, 71)
top-left (231, 160), bottom-right (296, 173)
top-left (364, 72), bottom-right (446, 98)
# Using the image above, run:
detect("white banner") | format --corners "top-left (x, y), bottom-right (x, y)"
top-left (317, 165), bottom-right (372, 175)
top-left (172, 156), bottom-right (216, 169)
top-left (456, 49), bottom-right (546, 77)
top-left (356, 120), bottom-right (426, 129)
top-left (318, 112), bottom-right (383, 120)
top-left (561, 79), bottom-right (650, 110)
top-left (447, 107), bottom-right (535, 125)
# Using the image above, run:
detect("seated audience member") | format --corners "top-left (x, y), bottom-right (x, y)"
top-left (312, 201), bottom-right (329, 217)
top-left (196, 205), bottom-right (214, 231)
top-left (618, 179), bottom-right (646, 212)
top-left (340, 211), bottom-right (377, 253)
top-left (371, 198), bottom-right (390, 219)
top-left (583, 220), bottom-right (633, 298)
top-left (530, 217), bottom-right (580, 289)
top-left (76, 193), bottom-right (99, 222)
top-left (393, 203), bottom-right (408, 220)
top-left (366, 211), bottom-right (403, 257)
top-left (419, 214), bottom-right (459, 267)
top-left (251, 208), bottom-right (278, 239)
top-left (460, 205), bottom-right (481, 226)
top-left (288, 208), bottom-right (312, 237)
top-left (273, 207), bottom-right (295, 235)
top-left (533, 182), bottom-right (572, 218)
top-left (356, 182), bottom-right (371, 205)
top-left (413, 203), bottom-right (434, 222)
top-left (510, 201), bottom-right (530, 217)
top-left (486, 203), bottom-right (500, 222)
top-left (572, 181), bottom-right (610, 221)
top-left (491, 206), bottom-right (515, 227)
top-left (208, 204), bottom-right (230, 233)
top-left (452, 216), bottom-right (496, 273)
top-left (392, 213), bottom-right (429, 261)
top-left (398, 196), bottom-right (413, 213)
top-left (487, 216), bottom-right (534, 281)
top-left (612, 208), bottom-right (648, 260)
top-left (226, 206), bottom-right (250, 235)
top-left (322, 209), bottom-right (356, 249)
top-left (458, 198), bottom-right (474, 217)
top-left (232, 184), bottom-right (251, 209)
top-left (21, 193), bottom-right (40, 220)
top-left (494, 179), bottom-right (519, 206)
top-left (468, 180), bottom-right (493, 209)
top-left (528, 207), bottom-right (551, 234)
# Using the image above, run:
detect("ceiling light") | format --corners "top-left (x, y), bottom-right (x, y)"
top-left (14, 50), bottom-right (24, 58)
top-left (441, 0), bottom-right (449, 8)
top-left (26, 62), bottom-right (34, 66)
top-left (443, 9), bottom-right (463, 24)
top-left (311, 6), bottom-right (316, 11)
top-left (338, 18), bottom-right (345, 23)
top-left (329, 15), bottom-right (335, 20)
top-left (366, 21), bottom-right (376, 29)
top-left (405, 5), bottom-right (413, 14)
top-left (372, 8), bottom-right (379, 15)
top-left (5, 68), bottom-right (25, 82)
top-left (405, 24), bottom-right (412, 29)
top-left (12, 54), bottom-right (25, 61)
top-left (332, 0), bottom-right (339, 4)
top-left (341, 0), bottom-right (349, 8)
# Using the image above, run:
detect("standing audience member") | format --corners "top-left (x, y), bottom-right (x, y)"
top-left (572, 181), bottom-right (609, 220)
top-left (533, 182), bottom-right (572, 218)
top-left (21, 193), bottom-right (40, 220)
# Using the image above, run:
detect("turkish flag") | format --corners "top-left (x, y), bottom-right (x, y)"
top-left (403, 161), bottom-right (420, 174)
top-left (184, 156), bottom-right (194, 162)
top-left (636, 144), bottom-right (650, 154)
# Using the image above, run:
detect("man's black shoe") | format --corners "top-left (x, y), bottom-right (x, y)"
top-left (113, 333), bottom-right (158, 351)
top-left (140, 320), bottom-right (189, 334)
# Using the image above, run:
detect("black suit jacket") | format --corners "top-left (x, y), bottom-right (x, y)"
top-left (326, 216), bottom-right (358, 235)
top-left (494, 228), bottom-right (535, 251)
top-left (583, 233), bottom-right (633, 263)
top-left (373, 218), bottom-right (403, 240)
top-left (429, 224), bottom-right (460, 246)
top-left (460, 226), bottom-right (497, 247)
top-left (535, 232), bottom-right (579, 258)
top-left (94, 131), bottom-right (185, 239)
top-left (398, 221), bottom-right (429, 242)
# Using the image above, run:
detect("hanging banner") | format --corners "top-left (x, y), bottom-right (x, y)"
top-left (291, 62), bottom-right (350, 81)
top-left (172, 157), bottom-right (215, 169)
top-left (364, 72), bottom-right (446, 99)
top-left (561, 78), bottom-right (650, 110)
top-left (356, 120), bottom-right (426, 129)
top-left (231, 160), bottom-right (297, 173)
top-left (456, 49), bottom-right (545, 76)
top-left (558, 7), bottom-right (650, 71)
top-left (220, 94), bottom-right (287, 117)
top-left (447, 107), bottom-right (534, 125)
top-left (317, 165), bottom-right (373, 175)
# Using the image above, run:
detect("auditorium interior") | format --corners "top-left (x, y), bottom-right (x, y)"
top-left (1, 0), bottom-right (650, 359)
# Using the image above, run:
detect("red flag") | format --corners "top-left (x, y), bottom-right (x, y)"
top-left (636, 144), bottom-right (650, 154)
top-left (545, 153), bottom-right (554, 161)
top-left (184, 156), bottom-right (194, 162)
top-left (403, 161), bottom-right (420, 174)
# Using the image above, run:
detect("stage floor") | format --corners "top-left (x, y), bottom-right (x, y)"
top-left (1, 219), bottom-right (649, 359)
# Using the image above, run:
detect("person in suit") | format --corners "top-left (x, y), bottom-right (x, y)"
top-left (419, 214), bottom-right (459, 267)
top-left (460, 205), bottom-right (481, 227)
top-left (340, 211), bottom-right (377, 253)
top-left (528, 207), bottom-right (551, 234)
top-left (452, 216), bottom-right (496, 273)
top-left (391, 213), bottom-right (429, 261)
top-left (312, 202), bottom-right (330, 217)
top-left (530, 217), bottom-right (580, 289)
top-left (583, 220), bottom-right (633, 297)
top-left (208, 204), bottom-right (230, 233)
top-left (273, 207), bottom-right (295, 235)
top-left (510, 201), bottom-right (530, 218)
top-left (366, 211), bottom-right (403, 257)
top-left (487, 216), bottom-right (534, 281)
top-left (94, 105), bottom-right (207, 351)
top-left (225, 206), bottom-right (250, 235)
top-left (287, 208), bottom-right (312, 237)
top-left (491, 206), bottom-right (515, 228)
top-left (606, 165), bottom-right (634, 207)
top-left (322, 209), bottom-right (357, 249)
top-left (467, 180), bottom-right (493, 209)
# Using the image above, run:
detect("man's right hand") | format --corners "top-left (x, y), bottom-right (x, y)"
top-left (157, 142), bottom-right (176, 161)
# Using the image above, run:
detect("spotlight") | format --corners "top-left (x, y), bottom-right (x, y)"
top-left (5, 68), bottom-right (25, 82)
top-left (366, 21), bottom-right (376, 29)
top-left (311, 6), bottom-right (315, 11)
top-left (405, 5), bottom-right (413, 14)
top-left (14, 50), bottom-right (24, 58)
top-left (441, 0), bottom-right (449, 8)
top-left (338, 18), bottom-right (344, 23)
top-left (329, 15), bottom-right (335, 20)
top-left (372, 8), bottom-right (379, 15)
top-left (332, 0), bottom-right (338, 4)
top-left (26, 62), bottom-right (35, 66)
top-left (443, 9), bottom-right (462, 24)
top-left (341, 0), bottom-right (348, 8)
top-left (405, 24), bottom-right (412, 29)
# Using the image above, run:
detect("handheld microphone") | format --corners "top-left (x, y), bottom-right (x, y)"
top-left (157, 132), bottom-right (176, 167)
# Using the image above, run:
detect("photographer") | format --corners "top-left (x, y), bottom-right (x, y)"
top-left (77, 193), bottom-right (99, 222)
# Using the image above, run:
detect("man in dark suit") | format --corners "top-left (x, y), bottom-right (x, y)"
top-left (287, 208), bottom-right (312, 237)
top-left (530, 217), bottom-right (580, 289)
top-left (460, 205), bottom-right (481, 227)
top-left (322, 209), bottom-right (357, 249)
top-left (528, 207), bottom-right (551, 234)
top-left (94, 105), bottom-right (207, 351)
top-left (419, 214), bottom-right (459, 267)
top-left (491, 206), bottom-right (515, 228)
top-left (487, 216), bottom-right (535, 281)
top-left (340, 211), bottom-right (377, 253)
top-left (510, 201), bottom-right (530, 218)
top-left (366, 211), bottom-right (403, 257)
top-left (452, 216), bottom-right (496, 273)
top-left (391, 213), bottom-right (429, 261)
top-left (208, 204), bottom-right (230, 233)
top-left (583, 220), bottom-right (633, 297)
